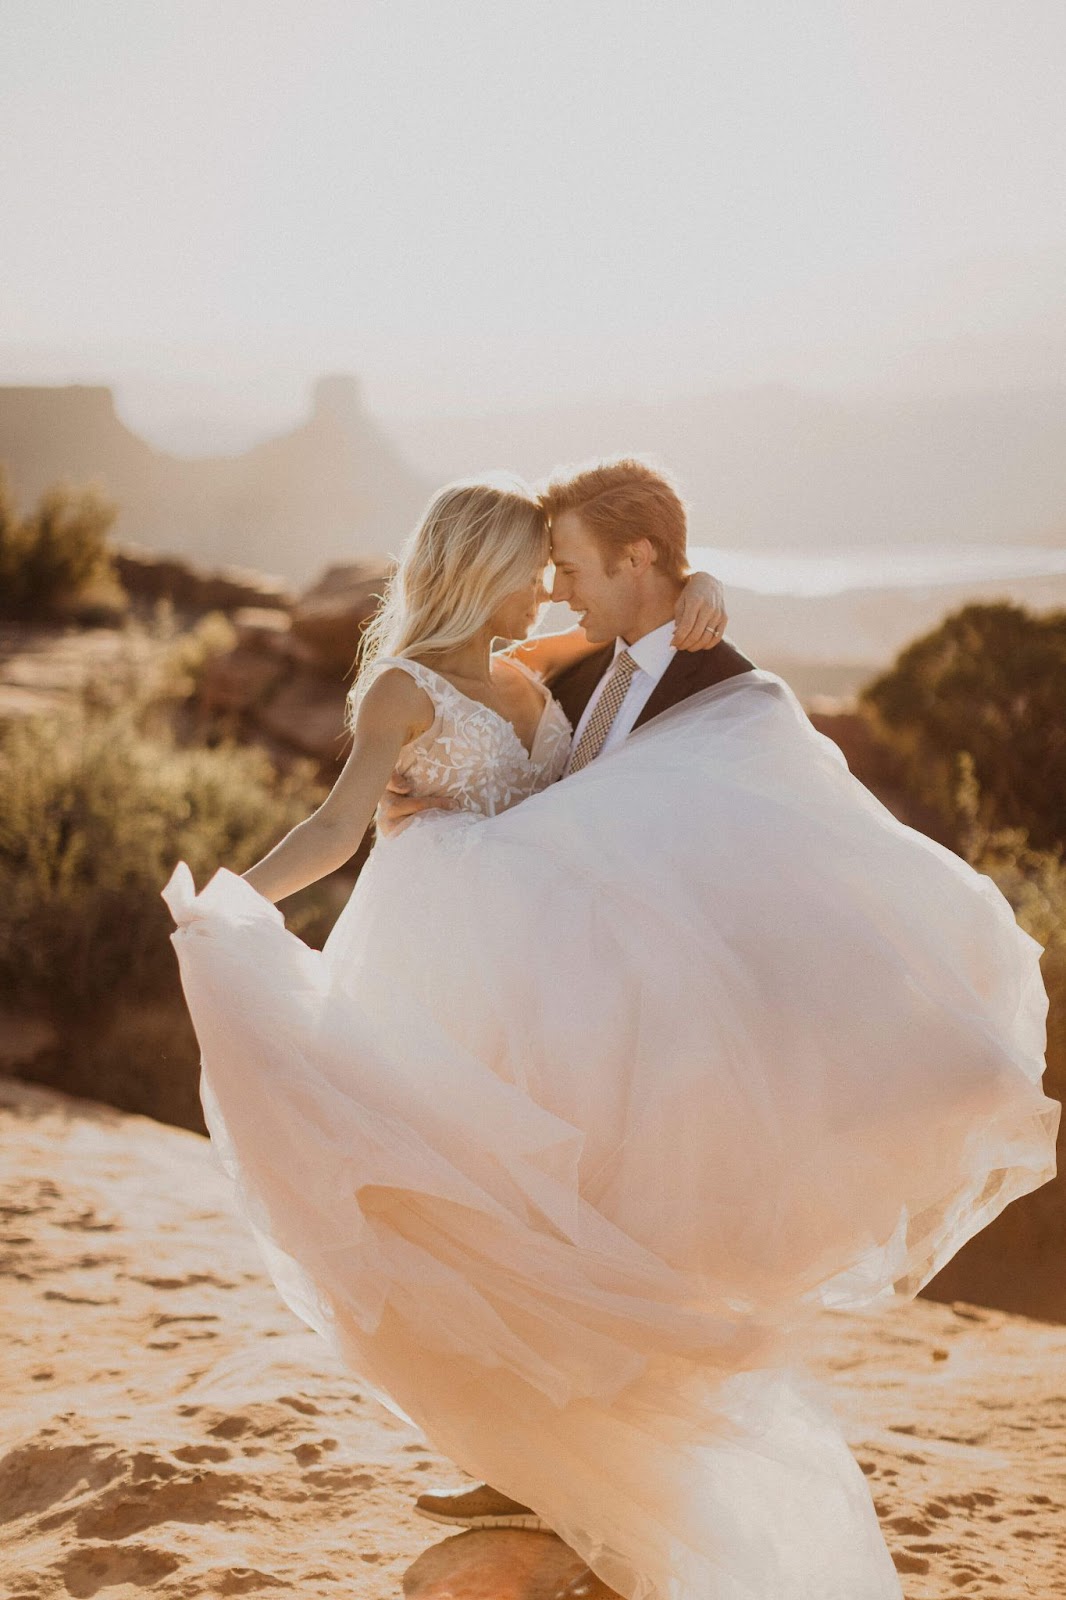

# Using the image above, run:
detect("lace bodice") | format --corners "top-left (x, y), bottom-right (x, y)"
top-left (355, 654), bottom-right (572, 819)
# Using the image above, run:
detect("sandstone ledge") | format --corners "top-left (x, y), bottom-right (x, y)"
top-left (3, 1078), bottom-right (1066, 1598)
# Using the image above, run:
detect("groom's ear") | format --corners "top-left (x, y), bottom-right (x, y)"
top-left (625, 537), bottom-right (657, 576)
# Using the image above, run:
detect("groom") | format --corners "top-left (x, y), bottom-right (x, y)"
top-left (536, 456), bottom-right (754, 763)
top-left (377, 456), bottom-right (757, 1532)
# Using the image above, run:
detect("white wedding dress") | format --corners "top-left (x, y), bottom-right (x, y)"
top-left (162, 657), bottom-right (1058, 1600)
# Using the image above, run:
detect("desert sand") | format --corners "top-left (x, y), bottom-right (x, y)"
top-left (3, 1076), bottom-right (1065, 1599)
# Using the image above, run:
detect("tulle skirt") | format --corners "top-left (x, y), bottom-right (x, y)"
top-left (163, 669), bottom-right (1058, 1600)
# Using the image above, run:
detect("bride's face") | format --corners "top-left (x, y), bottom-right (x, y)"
top-left (488, 563), bottom-right (551, 642)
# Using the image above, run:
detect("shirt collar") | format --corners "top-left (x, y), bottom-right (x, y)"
top-left (613, 619), bottom-right (677, 681)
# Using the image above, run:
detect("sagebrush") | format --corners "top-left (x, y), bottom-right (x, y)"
top-left (0, 466), bottom-right (123, 617)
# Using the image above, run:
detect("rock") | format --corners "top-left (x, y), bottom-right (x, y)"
top-left (0, 682), bottom-right (71, 722)
top-left (299, 559), bottom-right (392, 602)
top-left (0, 377), bottom-right (431, 580)
top-left (114, 544), bottom-right (294, 615)
top-left (197, 645), bottom-right (287, 716)
top-left (290, 561), bottom-right (390, 676)
top-left (49, 571), bottom-right (131, 627)
top-left (0, 1010), bottom-right (59, 1068)
top-left (231, 606), bottom-right (292, 650)
top-left (0, 621), bottom-right (166, 724)
top-left (254, 669), bottom-right (352, 761)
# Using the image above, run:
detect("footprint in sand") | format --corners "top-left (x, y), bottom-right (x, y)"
top-left (302, 1466), bottom-right (376, 1496)
top-left (42, 1290), bottom-right (120, 1306)
top-left (207, 1414), bottom-right (254, 1440)
top-left (291, 1438), bottom-right (338, 1465)
top-left (887, 1515), bottom-right (931, 1537)
top-left (56, 1208), bottom-right (117, 1234)
top-left (943, 1490), bottom-right (997, 1511)
top-left (892, 1551), bottom-right (931, 1575)
top-left (129, 1270), bottom-right (237, 1290)
top-left (73, 1464), bottom-right (250, 1541)
top-left (55, 1542), bottom-right (180, 1597)
top-left (172, 1444), bottom-right (232, 1464)
top-left (0, 1440), bottom-right (127, 1526)
top-left (202, 1566), bottom-right (287, 1595)
top-left (276, 1394), bottom-right (320, 1416)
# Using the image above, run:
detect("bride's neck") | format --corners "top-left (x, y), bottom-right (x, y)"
top-left (420, 625), bottom-right (496, 684)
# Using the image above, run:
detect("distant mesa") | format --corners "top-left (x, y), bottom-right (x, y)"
top-left (0, 375), bottom-right (430, 582)
top-left (311, 372), bottom-right (364, 424)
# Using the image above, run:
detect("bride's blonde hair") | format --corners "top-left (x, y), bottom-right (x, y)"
top-left (347, 473), bottom-right (548, 728)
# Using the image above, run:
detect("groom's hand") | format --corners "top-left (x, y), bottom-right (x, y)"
top-left (672, 571), bottom-right (727, 651)
top-left (375, 774), bottom-right (457, 838)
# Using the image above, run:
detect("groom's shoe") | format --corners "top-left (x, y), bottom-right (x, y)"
top-left (413, 1482), bottom-right (551, 1532)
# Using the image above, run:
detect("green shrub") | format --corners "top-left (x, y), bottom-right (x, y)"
top-left (0, 676), bottom-right (331, 1024)
top-left (860, 602), bottom-right (1066, 853)
top-left (154, 605), bottom-right (239, 700)
top-left (0, 466), bottom-right (122, 617)
top-left (864, 606), bottom-right (1066, 1320)
top-left (924, 825), bottom-right (1066, 1320)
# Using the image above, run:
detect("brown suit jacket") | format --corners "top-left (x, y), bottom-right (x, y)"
top-left (546, 634), bottom-right (757, 737)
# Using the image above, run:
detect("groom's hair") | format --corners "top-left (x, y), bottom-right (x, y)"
top-left (539, 457), bottom-right (688, 582)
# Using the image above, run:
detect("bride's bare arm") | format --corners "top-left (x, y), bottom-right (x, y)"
top-left (504, 571), bottom-right (728, 677)
top-left (240, 671), bottom-right (432, 903)
top-left (671, 570), bottom-right (728, 651)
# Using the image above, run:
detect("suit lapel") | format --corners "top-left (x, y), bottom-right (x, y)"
top-left (633, 638), bottom-right (756, 730)
top-left (633, 649), bottom-right (705, 731)
top-left (549, 636), bottom-right (756, 738)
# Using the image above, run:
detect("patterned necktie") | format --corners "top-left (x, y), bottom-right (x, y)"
top-left (565, 649), bottom-right (639, 775)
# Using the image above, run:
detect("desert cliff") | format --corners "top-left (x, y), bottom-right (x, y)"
top-left (0, 376), bottom-right (429, 578)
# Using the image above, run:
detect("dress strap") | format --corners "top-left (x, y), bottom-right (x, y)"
top-left (366, 656), bottom-right (442, 698)
top-left (495, 651), bottom-right (552, 704)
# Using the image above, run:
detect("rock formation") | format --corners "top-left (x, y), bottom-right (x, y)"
top-left (0, 375), bottom-right (429, 580)
top-left (191, 560), bottom-right (387, 774)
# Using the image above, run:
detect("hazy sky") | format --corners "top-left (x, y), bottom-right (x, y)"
top-left (2, 0), bottom-right (1065, 434)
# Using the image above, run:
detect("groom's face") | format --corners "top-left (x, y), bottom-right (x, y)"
top-left (549, 510), bottom-right (638, 645)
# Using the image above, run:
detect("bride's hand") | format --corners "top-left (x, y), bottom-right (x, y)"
top-left (672, 571), bottom-right (727, 651)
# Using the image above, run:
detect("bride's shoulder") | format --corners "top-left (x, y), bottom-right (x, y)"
top-left (347, 658), bottom-right (437, 740)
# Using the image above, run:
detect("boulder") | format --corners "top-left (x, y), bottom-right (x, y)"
top-left (198, 645), bottom-right (287, 716)
top-left (290, 560), bottom-right (390, 675)
top-left (254, 669), bottom-right (352, 762)
top-left (114, 543), bottom-right (294, 614)
top-left (231, 606), bottom-right (293, 651)
top-left (0, 1010), bottom-right (59, 1069)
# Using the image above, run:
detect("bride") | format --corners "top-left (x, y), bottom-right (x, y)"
top-left (163, 462), bottom-right (1058, 1600)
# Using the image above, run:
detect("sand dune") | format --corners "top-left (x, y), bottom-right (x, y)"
top-left (3, 1077), bottom-right (1065, 1599)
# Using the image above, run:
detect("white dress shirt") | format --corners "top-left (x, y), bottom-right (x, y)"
top-left (567, 620), bottom-right (677, 765)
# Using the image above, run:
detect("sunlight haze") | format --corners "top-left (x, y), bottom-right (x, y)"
top-left (2, 0), bottom-right (1064, 442)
